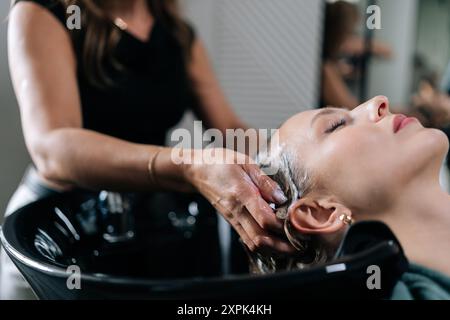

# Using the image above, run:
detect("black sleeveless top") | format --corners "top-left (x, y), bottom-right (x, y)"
top-left (16, 0), bottom-right (197, 146)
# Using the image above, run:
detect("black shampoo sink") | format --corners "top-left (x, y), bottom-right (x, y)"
top-left (0, 192), bottom-right (408, 300)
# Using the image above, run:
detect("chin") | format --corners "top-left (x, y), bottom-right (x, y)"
top-left (413, 128), bottom-right (449, 168)
top-left (427, 128), bottom-right (449, 156)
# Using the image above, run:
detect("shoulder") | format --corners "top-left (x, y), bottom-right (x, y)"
top-left (10, 0), bottom-right (69, 39)
top-left (12, 0), bottom-right (67, 27)
top-left (390, 265), bottom-right (450, 300)
top-left (9, 0), bottom-right (75, 67)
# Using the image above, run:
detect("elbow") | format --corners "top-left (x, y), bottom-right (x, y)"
top-left (33, 155), bottom-right (61, 183)
top-left (28, 132), bottom-right (68, 183)
top-left (31, 147), bottom-right (62, 183)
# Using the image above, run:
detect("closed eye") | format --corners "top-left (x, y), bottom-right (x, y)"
top-left (325, 118), bottom-right (347, 134)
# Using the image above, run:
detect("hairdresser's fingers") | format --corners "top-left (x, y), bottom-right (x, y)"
top-left (213, 203), bottom-right (257, 253)
top-left (244, 194), bottom-right (284, 235)
top-left (243, 163), bottom-right (287, 205)
top-left (238, 176), bottom-right (284, 234)
top-left (231, 221), bottom-right (254, 252)
top-left (213, 189), bottom-right (292, 254)
top-left (238, 208), bottom-right (295, 255)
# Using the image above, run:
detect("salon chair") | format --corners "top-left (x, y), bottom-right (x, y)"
top-left (0, 191), bottom-right (408, 300)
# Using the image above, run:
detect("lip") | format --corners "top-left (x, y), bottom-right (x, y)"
top-left (393, 115), bottom-right (418, 133)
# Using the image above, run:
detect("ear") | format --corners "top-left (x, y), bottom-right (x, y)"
top-left (288, 196), bottom-right (353, 236)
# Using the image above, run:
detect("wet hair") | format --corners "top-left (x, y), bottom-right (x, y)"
top-left (249, 145), bottom-right (330, 274)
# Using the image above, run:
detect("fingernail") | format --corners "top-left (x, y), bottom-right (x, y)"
top-left (273, 189), bottom-right (288, 204)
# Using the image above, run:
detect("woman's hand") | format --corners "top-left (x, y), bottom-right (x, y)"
top-left (183, 149), bottom-right (295, 256)
top-left (412, 81), bottom-right (450, 128)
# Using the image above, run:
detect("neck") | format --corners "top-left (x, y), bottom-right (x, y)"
top-left (111, 0), bottom-right (153, 41)
top-left (112, 0), bottom-right (148, 16)
top-left (379, 176), bottom-right (450, 277)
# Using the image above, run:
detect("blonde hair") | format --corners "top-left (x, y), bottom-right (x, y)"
top-left (251, 146), bottom-right (329, 274)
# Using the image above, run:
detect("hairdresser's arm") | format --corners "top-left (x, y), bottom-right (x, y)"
top-left (9, 3), bottom-right (180, 192)
top-left (9, 3), bottom-right (292, 254)
top-left (342, 36), bottom-right (393, 59)
top-left (322, 61), bottom-right (360, 110)
top-left (188, 40), bottom-right (248, 132)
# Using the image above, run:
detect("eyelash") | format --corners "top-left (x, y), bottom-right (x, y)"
top-left (326, 118), bottom-right (346, 133)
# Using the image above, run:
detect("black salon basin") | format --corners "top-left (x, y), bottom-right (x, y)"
top-left (0, 192), bottom-right (408, 300)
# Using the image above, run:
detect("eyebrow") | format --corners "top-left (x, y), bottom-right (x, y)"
top-left (310, 108), bottom-right (338, 128)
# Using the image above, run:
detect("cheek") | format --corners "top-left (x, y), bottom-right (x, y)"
top-left (319, 127), bottom-right (395, 174)
top-left (310, 128), bottom-right (397, 210)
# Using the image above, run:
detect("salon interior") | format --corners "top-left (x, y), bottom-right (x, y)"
top-left (0, 0), bottom-right (450, 304)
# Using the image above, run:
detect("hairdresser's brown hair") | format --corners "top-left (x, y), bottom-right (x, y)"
top-left (13, 0), bottom-right (192, 87)
top-left (323, 1), bottom-right (360, 59)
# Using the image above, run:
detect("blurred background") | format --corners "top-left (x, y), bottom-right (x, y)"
top-left (1, 0), bottom-right (450, 223)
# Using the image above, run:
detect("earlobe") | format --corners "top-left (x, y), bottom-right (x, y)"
top-left (288, 197), bottom-right (353, 236)
top-left (339, 213), bottom-right (354, 226)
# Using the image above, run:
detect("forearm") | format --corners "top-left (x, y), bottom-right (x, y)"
top-left (342, 37), bottom-right (392, 58)
top-left (322, 63), bottom-right (360, 110)
top-left (32, 128), bottom-right (192, 192)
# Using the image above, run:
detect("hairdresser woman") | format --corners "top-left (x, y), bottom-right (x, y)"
top-left (1, 0), bottom-right (292, 299)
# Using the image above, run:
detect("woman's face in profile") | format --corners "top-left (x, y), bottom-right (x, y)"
top-left (278, 96), bottom-right (449, 216)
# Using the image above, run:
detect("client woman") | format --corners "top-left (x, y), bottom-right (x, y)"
top-left (2, 0), bottom-right (291, 299)
top-left (255, 96), bottom-right (450, 299)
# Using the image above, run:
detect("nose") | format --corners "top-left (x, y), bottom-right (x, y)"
top-left (352, 96), bottom-right (390, 123)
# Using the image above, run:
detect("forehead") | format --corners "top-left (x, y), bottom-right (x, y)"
top-left (272, 111), bottom-right (316, 161)
top-left (277, 107), bottom-right (346, 155)
top-left (278, 109), bottom-right (320, 145)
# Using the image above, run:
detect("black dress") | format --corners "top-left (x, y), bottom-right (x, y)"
top-left (16, 0), bottom-right (197, 146)
top-left (11, 0), bottom-right (223, 279)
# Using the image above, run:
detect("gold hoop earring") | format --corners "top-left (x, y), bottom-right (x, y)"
top-left (339, 214), bottom-right (354, 225)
